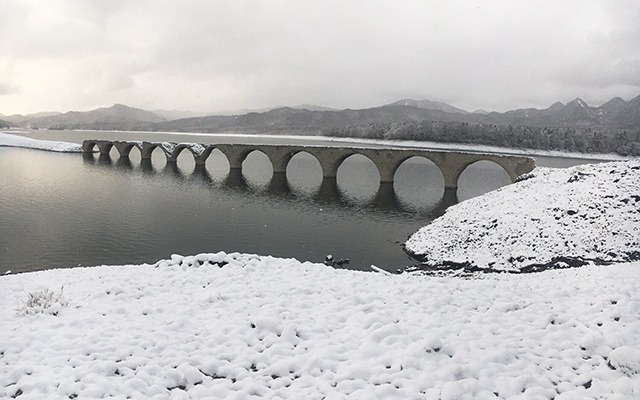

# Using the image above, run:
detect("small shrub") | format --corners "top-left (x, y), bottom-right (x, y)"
top-left (17, 287), bottom-right (69, 316)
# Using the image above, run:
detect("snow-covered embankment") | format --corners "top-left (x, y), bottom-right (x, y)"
top-left (405, 160), bottom-right (640, 273)
top-left (0, 132), bottom-right (82, 152)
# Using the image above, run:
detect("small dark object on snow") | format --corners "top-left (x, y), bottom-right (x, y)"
top-left (324, 255), bottom-right (350, 267)
top-left (516, 172), bottom-right (535, 182)
top-left (567, 171), bottom-right (595, 183)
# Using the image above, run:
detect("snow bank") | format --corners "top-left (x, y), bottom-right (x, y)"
top-left (405, 160), bottom-right (640, 272)
top-left (0, 132), bottom-right (82, 152)
top-left (1, 253), bottom-right (639, 399)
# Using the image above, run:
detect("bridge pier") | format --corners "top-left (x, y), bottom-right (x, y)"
top-left (267, 172), bottom-right (291, 195)
top-left (113, 142), bottom-right (137, 158)
top-left (261, 147), bottom-right (294, 174)
top-left (440, 165), bottom-right (466, 191)
top-left (141, 142), bottom-right (156, 160)
top-left (367, 151), bottom-right (400, 183)
top-left (312, 149), bottom-right (346, 180)
top-left (194, 154), bottom-right (208, 166)
top-left (97, 142), bottom-right (113, 156)
top-left (219, 146), bottom-right (248, 171)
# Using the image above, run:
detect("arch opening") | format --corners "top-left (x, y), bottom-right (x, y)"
top-left (148, 146), bottom-right (167, 171)
top-left (108, 146), bottom-right (120, 159)
top-left (205, 148), bottom-right (230, 182)
top-left (286, 151), bottom-right (323, 196)
top-left (242, 150), bottom-right (273, 189)
top-left (457, 160), bottom-right (511, 201)
top-left (128, 146), bottom-right (142, 164)
top-left (175, 147), bottom-right (196, 175)
top-left (336, 154), bottom-right (380, 204)
top-left (394, 156), bottom-right (445, 211)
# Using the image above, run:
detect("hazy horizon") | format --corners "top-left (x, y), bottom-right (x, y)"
top-left (2, 93), bottom-right (640, 118)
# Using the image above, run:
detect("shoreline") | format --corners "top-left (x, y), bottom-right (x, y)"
top-left (3, 128), bottom-right (630, 161)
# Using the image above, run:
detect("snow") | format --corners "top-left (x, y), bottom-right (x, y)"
top-left (405, 160), bottom-right (640, 272)
top-left (0, 131), bottom-right (82, 152)
top-left (1, 132), bottom-right (638, 398)
top-left (1, 253), bottom-right (639, 399)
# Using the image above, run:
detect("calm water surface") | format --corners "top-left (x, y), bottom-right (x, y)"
top-left (0, 130), bottom-right (607, 274)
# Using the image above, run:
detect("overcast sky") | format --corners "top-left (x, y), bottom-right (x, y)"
top-left (1, 0), bottom-right (639, 115)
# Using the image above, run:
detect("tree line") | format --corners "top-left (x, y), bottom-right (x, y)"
top-left (326, 120), bottom-right (640, 156)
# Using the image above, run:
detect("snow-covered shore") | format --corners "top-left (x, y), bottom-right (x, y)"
top-left (1, 253), bottom-right (639, 399)
top-left (406, 160), bottom-right (640, 273)
top-left (0, 132), bottom-right (82, 152)
top-left (2, 133), bottom-right (639, 398)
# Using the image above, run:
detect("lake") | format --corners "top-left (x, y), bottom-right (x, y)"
top-left (0, 130), bottom-right (608, 274)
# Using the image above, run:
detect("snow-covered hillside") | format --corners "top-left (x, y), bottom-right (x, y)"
top-left (405, 160), bottom-right (640, 273)
top-left (1, 253), bottom-right (639, 399)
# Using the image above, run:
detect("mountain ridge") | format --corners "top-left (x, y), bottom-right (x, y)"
top-left (2, 96), bottom-right (639, 132)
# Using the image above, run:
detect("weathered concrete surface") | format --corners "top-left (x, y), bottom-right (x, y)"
top-left (83, 140), bottom-right (536, 191)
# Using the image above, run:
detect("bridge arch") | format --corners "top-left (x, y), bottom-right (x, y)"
top-left (453, 156), bottom-right (529, 188)
top-left (113, 142), bottom-right (142, 159)
top-left (215, 147), bottom-right (255, 170)
top-left (390, 154), bottom-right (443, 182)
top-left (167, 144), bottom-right (202, 163)
top-left (202, 146), bottom-right (231, 178)
top-left (393, 155), bottom-right (445, 187)
top-left (313, 149), bottom-right (376, 180)
top-left (141, 142), bottom-right (173, 161)
top-left (241, 149), bottom-right (274, 186)
top-left (97, 142), bottom-right (114, 156)
top-left (286, 151), bottom-right (323, 193)
top-left (169, 144), bottom-right (200, 173)
top-left (457, 159), bottom-right (512, 200)
top-left (336, 153), bottom-right (381, 201)
top-left (82, 140), bottom-right (100, 153)
top-left (140, 143), bottom-right (170, 169)
top-left (126, 143), bottom-right (144, 161)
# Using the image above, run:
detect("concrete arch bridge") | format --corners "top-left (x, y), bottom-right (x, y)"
top-left (82, 140), bottom-right (536, 192)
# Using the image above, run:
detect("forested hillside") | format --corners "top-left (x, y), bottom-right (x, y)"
top-left (328, 121), bottom-right (640, 156)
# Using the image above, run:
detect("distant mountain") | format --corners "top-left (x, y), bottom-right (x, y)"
top-left (152, 104), bottom-right (478, 134)
top-left (1, 111), bottom-right (62, 126)
top-left (612, 95), bottom-right (640, 129)
top-left (3, 95), bottom-right (638, 133)
top-left (6, 104), bottom-right (165, 130)
top-left (148, 95), bottom-right (640, 134)
top-left (205, 104), bottom-right (337, 116)
top-left (599, 97), bottom-right (626, 115)
top-left (0, 118), bottom-right (13, 128)
top-left (27, 111), bottom-right (63, 118)
top-left (151, 109), bottom-right (210, 120)
top-left (385, 99), bottom-right (469, 114)
top-left (486, 96), bottom-right (640, 129)
top-left (290, 104), bottom-right (338, 112)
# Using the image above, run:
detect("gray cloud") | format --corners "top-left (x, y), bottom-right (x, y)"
top-left (1, 0), bottom-right (639, 114)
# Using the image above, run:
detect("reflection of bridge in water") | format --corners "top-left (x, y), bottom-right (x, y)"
top-left (85, 153), bottom-right (459, 216)
top-left (82, 140), bottom-right (536, 195)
